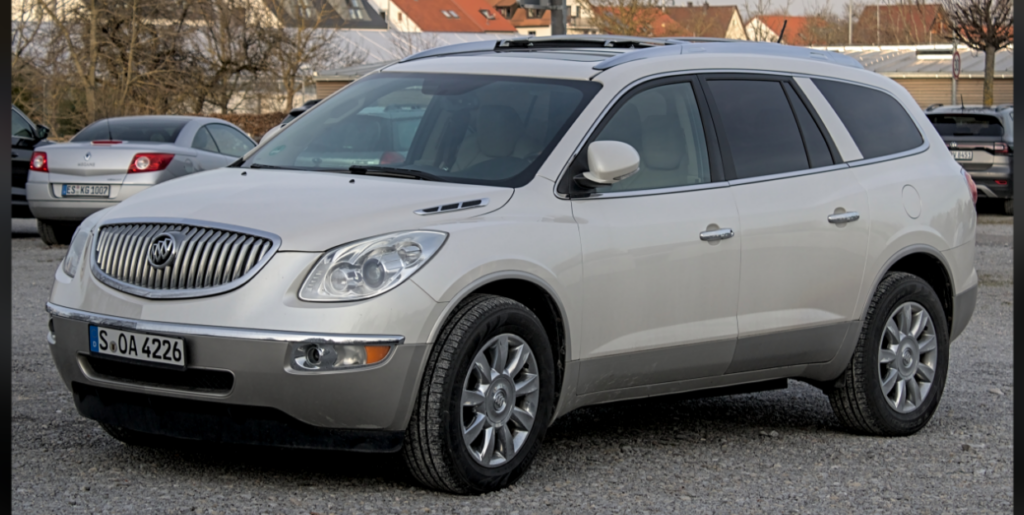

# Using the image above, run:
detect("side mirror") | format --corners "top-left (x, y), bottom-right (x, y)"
top-left (581, 140), bottom-right (640, 185)
top-left (35, 124), bottom-right (50, 140)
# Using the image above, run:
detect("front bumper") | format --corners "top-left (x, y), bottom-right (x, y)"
top-left (47, 303), bottom-right (429, 440)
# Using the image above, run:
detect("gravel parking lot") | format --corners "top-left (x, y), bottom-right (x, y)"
top-left (11, 213), bottom-right (1013, 514)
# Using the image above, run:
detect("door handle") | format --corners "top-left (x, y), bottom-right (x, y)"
top-left (699, 228), bottom-right (734, 241)
top-left (827, 211), bottom-right (860, 224)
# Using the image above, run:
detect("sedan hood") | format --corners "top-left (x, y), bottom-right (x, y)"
top-left (98, 168), bottom-right (514, 251)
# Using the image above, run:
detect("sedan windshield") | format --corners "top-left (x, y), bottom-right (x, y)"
top-left (245, 73), bottom-right (601, 187)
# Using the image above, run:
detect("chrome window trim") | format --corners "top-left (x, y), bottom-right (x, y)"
top-left (90, 217), bottom-right (283, 300)
top-left (46, 302), bottom-right (406, 346)
top-left (565, 181), bottom-right (729, 200)
top-left (792, 76), bottom-right (863, 161)
top-left (727, 163), bottom-right (850, 186)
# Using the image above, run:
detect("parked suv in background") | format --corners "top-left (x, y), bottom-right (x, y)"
top-left (11, 104), bottom-right (52, 218)
top-left (926, 104), bottom-right (1013, 214)
top-left (46, 36), bottom-right (977, 494)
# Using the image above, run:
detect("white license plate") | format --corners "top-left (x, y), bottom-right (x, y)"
top-left (89, 326), bottom-right (186, 368)
top-left (951, 150), bottom-right (974, 161)
top-left (63, 184), bottom-right (110, 197)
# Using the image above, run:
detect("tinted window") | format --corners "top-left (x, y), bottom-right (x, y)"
top-left (927, 114), bottom-right (1004, 137)
top-left (783, 83), bottom-right (834, 168)
top-left (706, 80), bottom-right (808, 179)
top-left (591, 81), bottom-right (711, 192)
top-left (246, 73), bottom-right (601, 188)
top-left (192, 126), bottom-right (219, 153)
top-left (207, 124), bottom-right (255, 157)
top-left (813, 79), bottom-right (923, 159)
top-left (72, 118), bottom-right (190, 143)
top-left (12, 110), bottom-right (34, 139)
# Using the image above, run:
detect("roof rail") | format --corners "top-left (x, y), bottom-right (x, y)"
top-left (399, 35), bottom-right (681, 64)
top-left (594, 40), bottom-right (864, 71)
top-left (925, 103), bottom-right (943, 111)
top-left (996, 103), bottom-right (1014, 111)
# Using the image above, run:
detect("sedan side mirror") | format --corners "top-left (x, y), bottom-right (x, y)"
top-left (35, 124), bottom-right (50, 140)
top-left (580, 140), bottom-right (640, 185)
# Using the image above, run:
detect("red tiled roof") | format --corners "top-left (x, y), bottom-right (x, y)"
top-left (661, 5), bottom-right (739, 38)
top-left (508, 8), bottom-right (551, 28)
top-left (755, 15), bottom-right (813, 46)
top-left (391, 0), bottom-right (517, 32)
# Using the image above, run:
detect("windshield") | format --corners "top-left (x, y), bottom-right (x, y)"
top-left (245, 73), bottom-right (601, 187)
top-left (928, 114), bottom-right (1004, 137)
top-left (72, 118), bottom-right (190, 143)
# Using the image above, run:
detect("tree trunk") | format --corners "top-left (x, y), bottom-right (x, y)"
top-left (983, 45), bottom-right (995, 107)
top-left (284, 78), bottom-right (296, 112)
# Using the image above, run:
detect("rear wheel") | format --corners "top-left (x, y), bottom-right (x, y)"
top-left (1003, 199), bottom-right (1013, 216)
top-left (828, 272), bottom-right (949, 436)
top-left (402, 294), bottom-right (555, 494)
top-left (37, 219), bottom-right (77, 246)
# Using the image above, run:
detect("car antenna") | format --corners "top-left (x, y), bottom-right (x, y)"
top-left (960, 94), bottom-right (964, 111)
top-left (776, 20), bottom-right (787, 44)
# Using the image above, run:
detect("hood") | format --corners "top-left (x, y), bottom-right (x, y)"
top-left (98, 168), bottom-right (514, 251)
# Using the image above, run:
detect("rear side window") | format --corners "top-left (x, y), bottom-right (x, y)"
top-left (12, 110), bottom-right (34, 139)
top-left (705, 79), bottom-right (808, 179)
top-left (927, 114), bottom-right (1004, 137)
top-left (813, 79), bottom-right (923, 159)
top-left (207, 124), bottom-right (255, 157)
top-left (783, 83), bottom-right (834, 168)
top-left (73, 118), bottom-right (190, 143)
top-left (192, 126), bottom-right (219, 153)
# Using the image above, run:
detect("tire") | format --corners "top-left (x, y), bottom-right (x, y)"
top-left (403, 294), bottom-right (556, 494)
top-left (1003, 199), bottom-right (1013, 216)
top-left (828, 272), bottom-right (950, 436)
top-left (38, 219), bottom-right (77, 246)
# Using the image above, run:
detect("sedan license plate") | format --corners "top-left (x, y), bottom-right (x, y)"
top-left (950, 150), bottom-right (974, 161)
top-left (63, 184), bottom-right (110, 197)
top-left (89, 326), bottom-right (185, 368)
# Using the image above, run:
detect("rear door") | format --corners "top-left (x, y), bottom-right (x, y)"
top-left (570, 76), bottom-right (742, 395)
top-left (11, 109), bottom-right (37, 203)
top-left (700, 74), bottom-right (870, 374)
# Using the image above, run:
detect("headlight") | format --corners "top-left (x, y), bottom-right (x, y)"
top-left (62, 226), bottom-right (92, 278)
top-left (299, 230), bottom-right (447, 302)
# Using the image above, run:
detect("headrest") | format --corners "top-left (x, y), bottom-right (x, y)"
top-left (641, 115), bottom-right (684, 170)
top-left (478, 105), bottom-right (523, 157)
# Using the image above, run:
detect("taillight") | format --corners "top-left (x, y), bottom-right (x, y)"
top-left (993, 142), bottom-right (1010, 154)
top-left (962, 169), bottom-right (977, 204)
top-left (29, 152), bottom-right (48, 172)
top-left (128, 153), bottom-right (175, 173)
top-left (91, 140), bottom-right (123, 145)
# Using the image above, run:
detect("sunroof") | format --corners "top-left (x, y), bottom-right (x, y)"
top-left (489, 49), bottom-right (626, 62)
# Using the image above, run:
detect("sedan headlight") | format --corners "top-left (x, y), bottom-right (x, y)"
top-left (299, 230), bottom-right (447, 302)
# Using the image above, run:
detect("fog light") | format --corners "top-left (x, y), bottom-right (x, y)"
top-left (288, 342), bottom-right (392, 372)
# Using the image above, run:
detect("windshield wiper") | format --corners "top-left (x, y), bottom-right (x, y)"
top-left (247, 163), bottom-right (302, 170)
top-left (348, 166), bottom-right (448, 182)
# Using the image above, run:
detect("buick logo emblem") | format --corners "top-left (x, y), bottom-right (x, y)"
top-left (147, 233), bottom-right (180, 269)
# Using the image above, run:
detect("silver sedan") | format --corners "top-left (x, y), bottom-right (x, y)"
top-left (27, 115), bottom-right (255, 245)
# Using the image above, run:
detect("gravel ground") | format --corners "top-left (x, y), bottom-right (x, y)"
top-left (11, 213), bottom-right (1013, 514)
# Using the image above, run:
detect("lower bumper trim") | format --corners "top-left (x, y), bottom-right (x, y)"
top-left (73, 382), bottom-right (404, 453)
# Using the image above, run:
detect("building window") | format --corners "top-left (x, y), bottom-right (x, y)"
top-left (528, 30), bottom-right (537, 35)
top-left (480, 9), bottom-right (495, 19)
top-left (297, 0), bottom-right (315, 18)
top-left (526, 8), bottom-right (542, 18)
top-left (441, 9), bottom-right (460, 18)
top-left (398, 11), bottom-right (403, 21)
top-left (498, 7), bottom-right (512, 18)
top-left (349, 8), bottom-right (365, 19)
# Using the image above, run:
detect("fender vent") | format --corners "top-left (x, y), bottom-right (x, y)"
top-left (414, 198), bottom-right (490, 215)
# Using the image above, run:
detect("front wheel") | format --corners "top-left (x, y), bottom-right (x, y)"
top-left (402, 294), bottom-right (555, 494)
top-left (828, 272), bottom-right (950, 436)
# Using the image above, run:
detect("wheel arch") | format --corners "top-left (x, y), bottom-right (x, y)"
top-left (426, 271), bottom-right (570, 412)
top-left (868, 245), bottom-right (955, 332)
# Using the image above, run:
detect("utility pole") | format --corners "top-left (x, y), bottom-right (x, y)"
top-left (518, 0), bottom-right (566, 36)
top-left (848, 2), bottom-right (852, 45)
top-left (951, 29), bottom-right (959, 105)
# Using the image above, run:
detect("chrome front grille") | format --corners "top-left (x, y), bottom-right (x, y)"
top-left (91, 220), bottom-right (281, 299)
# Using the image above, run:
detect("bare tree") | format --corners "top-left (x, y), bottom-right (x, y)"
top-left (579, 0), bottom-right (668, 37)
top-left (940, 0), bottom-right (1013, 106)
top-left (262, 0), bottom-right (367, 111)
top-left (802, 0), bottom-right (851, 46)
top-left (385, 29), bottom-right (441, 58)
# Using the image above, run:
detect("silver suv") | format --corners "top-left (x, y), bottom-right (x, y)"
top-left (45, 36), bottom-right (977, 494)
